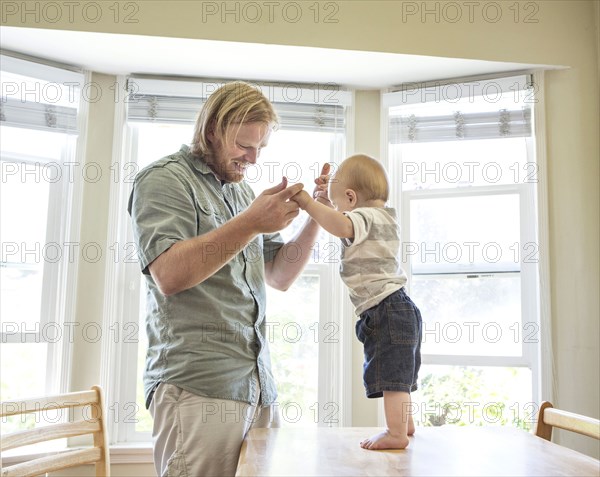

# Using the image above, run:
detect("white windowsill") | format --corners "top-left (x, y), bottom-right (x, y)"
top-left (110, 444), bottom-right (154, 464)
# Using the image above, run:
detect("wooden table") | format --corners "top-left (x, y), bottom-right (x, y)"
top-left (235, 426), bottom-right (600, 476)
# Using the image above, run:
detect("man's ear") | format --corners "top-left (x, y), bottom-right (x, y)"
top-left (206, 122), bottom-right (217, 144)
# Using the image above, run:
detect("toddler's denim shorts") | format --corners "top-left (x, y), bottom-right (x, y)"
top-left (355, 287), bottom-right (423, 398)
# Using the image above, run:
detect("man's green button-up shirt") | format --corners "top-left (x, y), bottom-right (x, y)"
top-left (128, 145), bottom-right (283, 408)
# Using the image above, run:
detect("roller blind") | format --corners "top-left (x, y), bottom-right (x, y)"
top-left (0, 55), bottom-right (83, 134)
top-left (384, 74), bottom-right (533, 143)
top-left (125, 77), bottom-right (349, 132)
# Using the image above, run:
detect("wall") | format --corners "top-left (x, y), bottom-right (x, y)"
top-left (3, 0), bottom-right (598, 466)
top-left (70, 72), bottom-right (114, 393)
top-left (352, 90), bottom-right (383, 426)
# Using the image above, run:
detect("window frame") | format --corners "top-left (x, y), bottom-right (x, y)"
top-left (0, 57), bottom-right (89, 400)
top-left (381, 72), bottom-right (551, 424)
top-left (102, 77), bottom-right (353, 443)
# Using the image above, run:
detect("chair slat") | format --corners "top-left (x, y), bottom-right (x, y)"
top-left (0, 386), bottom-right (109, 476)
top-left (1, 391), bottom-right (98, 417)
top-left (544, 408), bottom-right (600, 440)
top-left (1, 447), bottom-right (101, 477)
top-left (1, 420), bottom-right (101, 452)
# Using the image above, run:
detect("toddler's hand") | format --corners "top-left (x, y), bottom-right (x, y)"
top-left (313, 163), bottom-right (332, 206)
top-left (290, 190), bottom-right (312, 209)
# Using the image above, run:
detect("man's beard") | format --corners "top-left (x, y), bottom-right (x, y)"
top-left (206, 153), bottom-right (247, 183)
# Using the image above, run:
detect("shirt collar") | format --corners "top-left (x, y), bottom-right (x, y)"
top-left (181, 144), bottom-right (214, 176)
top-left (181, 144), bottom-right (238, 192)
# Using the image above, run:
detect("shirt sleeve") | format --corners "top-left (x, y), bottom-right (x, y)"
top-left (128, 165), bottom-right (197, 275)
top-left (343, 209), bottom-right (374, 247)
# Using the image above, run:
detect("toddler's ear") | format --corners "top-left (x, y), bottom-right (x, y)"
top-left (346, 189), bottom-right (357, 205)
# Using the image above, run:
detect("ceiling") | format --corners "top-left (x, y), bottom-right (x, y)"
top-left (0, 27), bottom-right (559, 88)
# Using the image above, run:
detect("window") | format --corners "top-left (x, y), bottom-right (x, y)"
top-left (104, 78), bottom-right (350, 442)
top-left (245, 127), bottom-right (346, 427)
top-left (0, 55), bottom-right (86, 432)
top-left (384, 75), bottom-right (543, 429)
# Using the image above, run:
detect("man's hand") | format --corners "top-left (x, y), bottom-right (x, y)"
top-left (243, 177), bottom-right (303, 234)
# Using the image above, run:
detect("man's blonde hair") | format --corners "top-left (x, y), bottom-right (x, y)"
top-left (335, 154), bottom-right (389, 202)
top-left (191, 81), bottom-right (279, 156)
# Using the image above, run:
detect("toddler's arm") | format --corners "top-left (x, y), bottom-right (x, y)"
top-left (291, 190), bottom-right (354, 239)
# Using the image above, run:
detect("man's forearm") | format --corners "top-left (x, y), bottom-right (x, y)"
top-left (266, 215), bottom-right (321, 291)
top-left (149, 211), bottom-right (259, 296)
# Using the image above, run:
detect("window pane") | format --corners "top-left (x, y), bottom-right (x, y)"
top-left (0, 343), bottom-right (47, 402)
top-left (409, 194), bottom-right (520, 274)
top-left (248, 129), bottom-right (335, 191)
top-left (412, 275), bottom-right (522, 357)
top-left (1, 157), bottom-right (50, 329)
top-left (1, 126), bottom-right (68, 160)
top-left (413, 365), bottom-right (533, 429)
top-left (0, 160), bottom-right (50, 253)
top-left (249, 129), bottom-right (343, 263)
top-left (391, 138), bottom-right (530, 191)
top-left (267, 274), bottom-right (320, 427)
top-left (0, 266), bottom-right (44, 329)
top-left (133, 123), bottom-right (193, 169)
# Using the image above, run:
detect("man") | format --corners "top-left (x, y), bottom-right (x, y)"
top-left (128, 81), bottom-right (329, 476)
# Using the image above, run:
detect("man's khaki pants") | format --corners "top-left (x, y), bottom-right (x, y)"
top-left (150, 380), bottom-right (280, 477)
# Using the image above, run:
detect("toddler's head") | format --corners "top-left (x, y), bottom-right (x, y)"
top-left (331, 154), bottom-right (389, 209)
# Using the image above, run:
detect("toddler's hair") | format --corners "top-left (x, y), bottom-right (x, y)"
top-left (336, 154), bottom-right (389, 202)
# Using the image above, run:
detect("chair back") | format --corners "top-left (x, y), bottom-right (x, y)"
top-left (534, 400), bottom-right (600, 441)
top-left (1, 385), bottom-right (110, 477)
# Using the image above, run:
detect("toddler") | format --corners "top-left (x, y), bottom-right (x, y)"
top-left (292, 154), bottom-right (423, 450)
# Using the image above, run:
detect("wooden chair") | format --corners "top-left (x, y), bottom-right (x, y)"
top-left (534, 400), bottom-right (600, 441)
top-left (1, 385), bottom-right (110, 477)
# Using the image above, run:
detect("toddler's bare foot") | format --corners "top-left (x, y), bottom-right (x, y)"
top-left (360, 430), bottom-right (409, 450)
top-left (408, 417), bottom-right (415, 436)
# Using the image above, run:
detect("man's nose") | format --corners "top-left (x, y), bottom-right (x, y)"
top-left (245, 148), bottom-right (258, 164)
